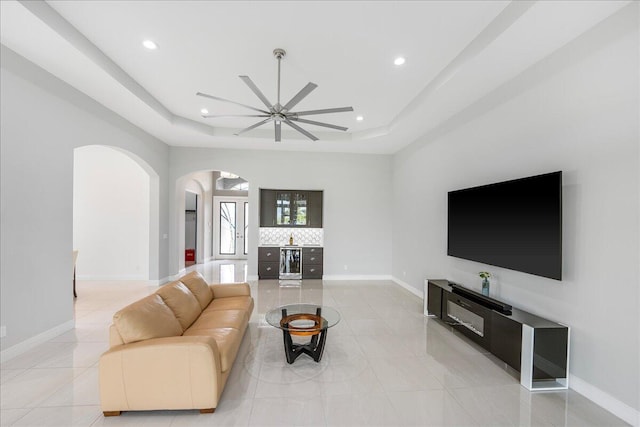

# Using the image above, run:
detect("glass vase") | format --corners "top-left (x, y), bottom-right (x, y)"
top-left (481, 278), bottom-right (490, 296)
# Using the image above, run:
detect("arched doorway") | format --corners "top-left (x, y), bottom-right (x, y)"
top-left (73, 145), bottom-right (159, 281)
top-left (175, 170), bottom-right (249, 272)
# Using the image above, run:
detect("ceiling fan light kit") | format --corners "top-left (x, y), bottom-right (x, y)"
top-left (197, 48), bottom-right (353, 142)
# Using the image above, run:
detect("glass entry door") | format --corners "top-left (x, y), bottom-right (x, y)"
top-left (214, 196), bottom-right (248, 259)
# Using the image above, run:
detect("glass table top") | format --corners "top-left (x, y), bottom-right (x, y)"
top-left (265, 304), bottom-right (341, 332)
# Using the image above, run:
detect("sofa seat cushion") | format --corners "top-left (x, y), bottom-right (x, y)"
top-left (182, 327), bottom-right (242, 372)
top-left (206, 296), bottom-right (254, 314)
top-left (188, 309), bottom-right (247, 332)
top-left (156, 281), bottom-right (202, 331)
top-left (179, 272), bottom-right (214, 310)
top-left (113, 294), bottom-right (183, 344)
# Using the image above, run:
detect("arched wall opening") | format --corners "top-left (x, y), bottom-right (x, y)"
top-left (184, 179), bottom-right (206, 266)
top-left (73, 145), bottom-right (159, 280)
top-left (174, 170), bottom-right (249, 273)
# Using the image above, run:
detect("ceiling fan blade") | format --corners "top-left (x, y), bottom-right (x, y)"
top-left (275, 121), bottom-right (282, 142)
top-left (283, 118), bottom-right (319, 141)
top-left (282, 82), bottom-right (318, 112)
top-left (293, 106), bottom-right (354, 117)
top-left (239, 76), bottom-right (273, 110)
top-left (196, 92), bottom-right (269, 114)
top-left (202, 114), bottom-right (270, 118)
top-left (289, 117), bottom-right (348, 131)
top-left (234, 117), bottom-right (273, 136)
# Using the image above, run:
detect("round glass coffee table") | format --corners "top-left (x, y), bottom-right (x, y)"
top-left (265, 304), bottom-right (341, 364)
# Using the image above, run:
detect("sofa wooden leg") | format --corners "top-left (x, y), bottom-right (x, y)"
top-left (199, 408), bottom-right (215, 414)
top-left (103, 411), bottom-right (121, 417)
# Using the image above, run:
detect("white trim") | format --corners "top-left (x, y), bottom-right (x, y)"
top-left (391, 277), bottom-right (423, 298)
top-left (0, 319), bottom-right (75, 363)
top-left (570, 375), bottom-right (639, 426)
top-left (322, 274), bottom-right (392, 281)
top-left (247, 275), bottom-right (259, 281)
top-left (521, 325), bottom-right (534, 390)
top-left (150, 271), bottom-right (185, 285)
top-left (76, 274), bottom-right (147, 281)
top-left (149, 276), bottom-right (171, 286)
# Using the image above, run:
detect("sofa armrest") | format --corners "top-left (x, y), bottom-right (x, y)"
top-left (210, 282), bottom-right (251, 299)
top-left (99, 336), bottom-right (221, 412)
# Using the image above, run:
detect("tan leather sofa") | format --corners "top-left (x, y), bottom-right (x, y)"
top-left (99, 271), bottom-right (254, 416)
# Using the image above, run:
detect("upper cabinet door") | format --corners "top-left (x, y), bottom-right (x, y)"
top-left (260, 189), bottom-right (322, 228)
top-left (275, 191), bottom-right (292, 225)
top-left (259, 189), bottom-right (276, 226)
top-left (307, 191), bottom-right (323, 227)
top-left (292, 192), bottom-right (308, 226)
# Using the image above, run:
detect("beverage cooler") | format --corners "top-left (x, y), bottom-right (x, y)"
top-left (279, 247), bottom-right (302, 279)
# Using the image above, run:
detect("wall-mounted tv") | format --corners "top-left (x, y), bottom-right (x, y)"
top-left (448, 171), bottom-right (562, 280)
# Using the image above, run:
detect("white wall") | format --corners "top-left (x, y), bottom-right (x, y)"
top-left (73, 145), bottom-right (150, 280)
top-left (169, 148), bottom-right (393, 279)
top-left (0, 45), bottom-right (170, 353)
top-left (391, 7), bottom-right (638, 420)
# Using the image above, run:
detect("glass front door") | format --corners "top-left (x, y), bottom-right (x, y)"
top-left (214, 196), bottom-right (248, 259)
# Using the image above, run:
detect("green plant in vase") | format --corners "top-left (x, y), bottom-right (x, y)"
top-left (479, 271), bottom-right (491, 296)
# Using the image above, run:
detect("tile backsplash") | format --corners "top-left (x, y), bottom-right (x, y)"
top-left (259, 228), bottom-right (323, 246)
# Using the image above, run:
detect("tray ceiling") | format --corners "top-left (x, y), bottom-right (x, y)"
top-left (0, 1), bottom-right (630, 153)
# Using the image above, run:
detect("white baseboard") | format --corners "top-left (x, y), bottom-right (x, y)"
top-left (570, 375), bottom-right (639, 426)
top-left (157, 270), bottom-right (188, 284)
top-left (77, 274), bottom-right (147, 281)
top-left (149, 276), bottom-right (171, 286)
top-left (247, 275), bottom-right (259, 281)
top-left (322, 275), bottom-right (392, 281)
top-left (0, 319), bottom-right (75, 363)
top-left (391, 277), bottom-right (423, 298)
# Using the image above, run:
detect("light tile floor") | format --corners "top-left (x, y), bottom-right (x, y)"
top-left (0, 261), bottom-right (628, 426)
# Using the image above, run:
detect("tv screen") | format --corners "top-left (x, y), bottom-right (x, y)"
top-left (448, 171), bottom-right (562, 280)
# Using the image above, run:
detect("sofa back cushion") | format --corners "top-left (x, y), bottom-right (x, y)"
top-left (156, 281), bottom-right (202, 330)
top-left (179, 271), bottom-right (214, 310)
top-left (113, 294), bottom-right (183, 344)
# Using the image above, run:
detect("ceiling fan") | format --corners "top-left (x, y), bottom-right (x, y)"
top-left (196, 48), bottom-right (353, 142)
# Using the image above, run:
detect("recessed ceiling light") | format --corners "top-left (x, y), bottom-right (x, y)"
top-left (142, 40), bottom-right (157, 50)
top-left (394, 57), bottom-right (406, 66)
top-left (200, 108), bottom-right (209, 115)
top-left (356, 115), bottom-right (364, 121)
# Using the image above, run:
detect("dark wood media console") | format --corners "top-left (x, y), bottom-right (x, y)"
top-left (425, 279), bottom-right (570, 391)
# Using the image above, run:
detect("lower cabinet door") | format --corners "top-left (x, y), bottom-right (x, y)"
top-left (491, 312), bottom-right (522, 371)
top-left (302, 263), bottom-right (322, 279)
top-left (258, 262), bottom-right (279, 279)
top-left (427, 283), bottom-right (443, 318)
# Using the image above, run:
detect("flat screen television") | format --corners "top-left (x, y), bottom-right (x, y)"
top-left (447, 171), bottom-right (562, 280)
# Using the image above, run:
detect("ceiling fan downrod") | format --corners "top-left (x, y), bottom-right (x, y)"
top-left (273, 48), bottom-right (286, 109)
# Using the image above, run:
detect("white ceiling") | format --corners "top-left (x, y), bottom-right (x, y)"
top-left (0, 0), bottom-right (630, 153)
